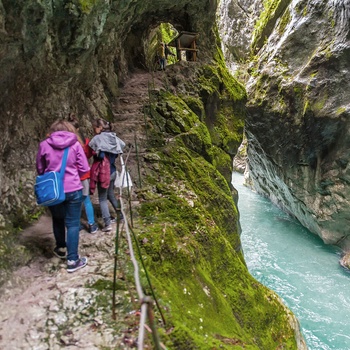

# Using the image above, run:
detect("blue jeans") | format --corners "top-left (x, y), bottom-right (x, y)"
top-left (97, 172), bottom-right (120, 226)
top-left (82, 195), bottom-right (95, 225)
top-left (49, 190), bottom-right (83, 261)
top-left (159, 57), bottom-right (166, 70)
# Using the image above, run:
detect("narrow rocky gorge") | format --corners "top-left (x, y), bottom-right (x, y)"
top-left (4, 0), bottom-right (344, 347)
top-left (238, 0), bottom-right (350, 255)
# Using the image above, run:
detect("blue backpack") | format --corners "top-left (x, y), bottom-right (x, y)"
top-left (34, 147), bottom-right (69, 206)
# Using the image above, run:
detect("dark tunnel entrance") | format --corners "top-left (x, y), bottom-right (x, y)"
top-left (124, 15), bottom-right (199, 73)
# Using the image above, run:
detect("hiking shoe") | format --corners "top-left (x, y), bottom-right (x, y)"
top-left (67, 257), bottom-right (88, 273)
top-left (102, 225), bottom-right (112, 232)
top-left (53, 247), bottom-right (66, 259)
top-left (112, 213), bottom-right (124, 222)
top-left (79, 222), bottom-right (85, 231)
top-left (89, 223), bottom-right (98, 234)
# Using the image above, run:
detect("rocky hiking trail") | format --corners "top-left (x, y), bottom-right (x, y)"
top-left (0, 69), bottom-right (168, 350)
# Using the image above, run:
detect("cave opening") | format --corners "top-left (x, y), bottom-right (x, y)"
top-left (122, 7), bottom-right (202, 70)
top-left (124, 22), bottom-right (179, 72)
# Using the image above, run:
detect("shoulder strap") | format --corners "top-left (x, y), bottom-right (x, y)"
top-left (59, 147), bottom-right (69, 177)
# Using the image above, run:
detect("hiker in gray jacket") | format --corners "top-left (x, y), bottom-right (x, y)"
top-left (88, 119), bottom-right (126, 232)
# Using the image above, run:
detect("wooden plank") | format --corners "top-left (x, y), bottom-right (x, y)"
top-left (192, 40), bottom-right (197, 61)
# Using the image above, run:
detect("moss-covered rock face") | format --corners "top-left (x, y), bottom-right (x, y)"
top-left (137, 149), bottom-right (296, 348)
top-left (245, 0), bottom-right (350, 250)
top-left (250, 0), bottom-right (292, 54)
top-left (134, 64), bottom-right (305, 348)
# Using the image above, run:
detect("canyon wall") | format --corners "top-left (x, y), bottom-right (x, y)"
top-left (220, 0), bottom-right (350, 250)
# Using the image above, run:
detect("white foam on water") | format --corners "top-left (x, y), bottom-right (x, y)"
top-left (232, 172), bottom-right (350, 350)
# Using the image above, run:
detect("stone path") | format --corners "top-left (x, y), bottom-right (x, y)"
top-left (0, 214), bottom-right (136, 349)
top-left (0, 69), bottom-right (169, 349)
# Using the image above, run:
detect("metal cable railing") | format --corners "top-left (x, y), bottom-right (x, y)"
top-left (113, 149), bottom-right (165, 350)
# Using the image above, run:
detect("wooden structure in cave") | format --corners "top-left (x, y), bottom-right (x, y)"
top-left (168, 31), bottom-right (199, 62)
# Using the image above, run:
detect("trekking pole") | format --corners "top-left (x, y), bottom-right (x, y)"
top-left (125, 162), bottom-right (133, 228)
top-left (127, 220), bottom-right (166, 326)
top-left (112, 221), bottom-right (123, 319)
top-left (147, 81), bottom-right (154, 120)
top-left (134, 133), bottom-right (142, 188)
top-left (143, 296), bottom-right (163, 350)
top-left (143, 106), bottom-right (149, 143)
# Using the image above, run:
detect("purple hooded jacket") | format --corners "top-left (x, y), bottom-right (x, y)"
top-left (36, 131), bottom-right (90, 194)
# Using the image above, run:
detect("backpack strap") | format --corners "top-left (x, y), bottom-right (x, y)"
top-left (59, 147), bottom-right (69, 178)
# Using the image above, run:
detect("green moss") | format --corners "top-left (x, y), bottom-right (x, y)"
top-left (89, 278), bottom-right (127, 291)
top-left (294, 2), bottom-right (307, 16)
top-left (303, 100), bottom-right (310, 116)
top-left (180, 122), bottom-right (213, 162)
top-left (336, 107), bottom-right (346, 116)
top-left (323, 46), bottom-right (333, 59)
top-left (194, 55), bottom-right (246, 160)
top-left (0, 226), bottom-right (31, 286)
top-left (155, 91), bottom-right (199, 133)
top-left (116, 53), bottom-right (303, 347)
top-left (310, 71), bottom-right (318, 79)
top-left (293, 86), bottom-right (303, 96)
top-left (180, 95), bottom-right (205, 121)
top-left (210, 52), bottom-right (247, 101)
top-left (151, 81), bottom-right (244, 173)
top-left (211, 146), bottom-right (233, 181)
top-left (251, 0), bottom-right (292, 53)
top-left (159, 23), bottom-right (178, 44)
top-left (312, 93), bottom-right (327, 112)
top-left (135, 137), bottom-right (298, 348)
top-left (302, 6), bottom-right (308, 17)
top-left (252, 0), bottom-right (282, 50)
top-left (78, 0), bottom-right (98, 14)
top-left (269, 91), bottom-right (287, 113)
top-left (64, 0), bottom-right (101, 15)
top-left (277, 8), bottom-right (291, 35)
top-left (212, 112), bottom-right (244, 153)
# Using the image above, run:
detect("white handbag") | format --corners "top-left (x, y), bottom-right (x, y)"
top-left (114, 155), bottom-right (133, 189)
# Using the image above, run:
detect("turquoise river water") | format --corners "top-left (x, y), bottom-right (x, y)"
top-left (231, 172), bottom-right (350, 350)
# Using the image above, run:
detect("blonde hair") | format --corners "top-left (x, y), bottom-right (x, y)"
top-left (48, 119), bottom-right (83, 144)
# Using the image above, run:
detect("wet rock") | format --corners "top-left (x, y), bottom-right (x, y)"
top-left (245, 0), bottom-right (350, 250)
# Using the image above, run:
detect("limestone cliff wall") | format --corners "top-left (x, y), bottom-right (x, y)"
top-left (0, 0), bottom-right (218, 226)
top-left (217, 0), bottom-right (262, 71)
top-left (245, 0), bottom-right (350, 249)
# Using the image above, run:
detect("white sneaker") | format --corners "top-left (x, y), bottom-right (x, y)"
top-left (67, 257), bottom-right (88, 273)
top-left (102, 225), bottom-right (112, 232)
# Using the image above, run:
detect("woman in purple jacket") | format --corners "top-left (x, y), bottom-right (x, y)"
top-left (36, 120), bottom-right (90, 273)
